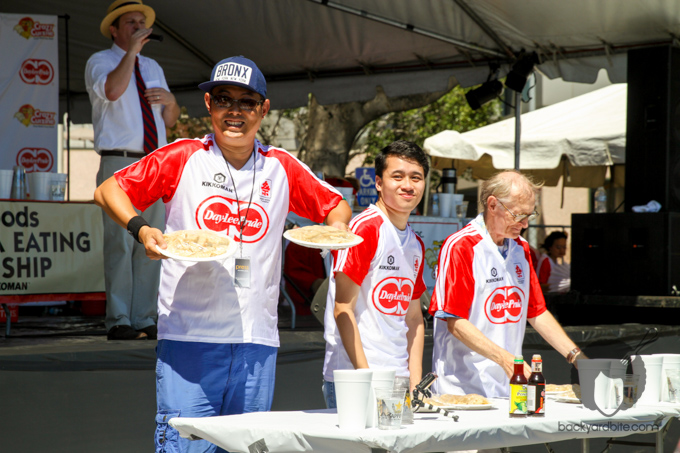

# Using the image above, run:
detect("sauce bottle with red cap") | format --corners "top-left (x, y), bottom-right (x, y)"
top-left (509, 355), bottom-right (527, 417)
top-left (527, 354), bottom-right (545, 416)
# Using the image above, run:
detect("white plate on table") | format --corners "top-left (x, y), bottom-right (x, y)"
top-left (283, 229), bottom-right (363, 250)
top-left (546, 391), bottom-right (570, 399)
top-left (554, 396), bottom-right (581, 404)
top-left (415, 403), bottom-right (494, 412)
top-left (156, 234), bottom-right (238, 262)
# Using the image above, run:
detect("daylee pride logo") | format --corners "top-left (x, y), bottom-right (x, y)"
top-left (19, 59), bottom-right (54, 85)
top-left (372, 277), bottom-right (414, 316)
top-left (195, 196), bottom-right (269, 243)
top-left (484, 286), bottom-right (524, 324)
top-left (17, 148), bottom-right (53, 172)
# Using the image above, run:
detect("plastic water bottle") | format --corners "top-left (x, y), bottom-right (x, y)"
top-left (594, 186), bottom-right (607, 213)
top-left (431, 194), bottom-right (440, 216)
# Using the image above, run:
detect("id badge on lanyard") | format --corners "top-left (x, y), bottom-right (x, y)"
top-left (234, 257), bottom-right (251, 288)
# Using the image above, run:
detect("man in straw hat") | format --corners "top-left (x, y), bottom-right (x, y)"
top-left (94, 55), bottom-right (351, 451)
top-left (86, 0), bottom-right (179, 340)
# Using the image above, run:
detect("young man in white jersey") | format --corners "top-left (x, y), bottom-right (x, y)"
top-left (322, 140), bottom-right (428, 407)
top-left (429, 170), bottom-right (586, 398)
top-left (94, 56), bottom-right (351, 452)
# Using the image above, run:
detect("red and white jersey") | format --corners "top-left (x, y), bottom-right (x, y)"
top-left (429, 214), bottom-right (546, 397)
top-left (115, 134), bottom-right (342, 346)
top-left (323, 205), bottom-right (427, 381)
top-left (537, 254), bottom-right (571, 293)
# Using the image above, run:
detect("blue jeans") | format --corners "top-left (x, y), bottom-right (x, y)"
top-left (155, 340), bottom-right (277, 453)
top-left (322, 380), bottom-right (337, 409)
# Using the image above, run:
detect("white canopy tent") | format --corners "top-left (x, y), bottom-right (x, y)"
top-left (2, 1), bottom-right (679, 122)
top-left (423, 84), bottom-right (627, 187)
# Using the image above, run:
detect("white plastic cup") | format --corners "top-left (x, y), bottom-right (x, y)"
top-left (456, 201), bottom-right (469, 220)
top-left (0, 169), bottom-right (12, 199)
top-left (450, 194), bottom-right (464, 216)
top-left (393, 376), bottom-right (413, 424)
top-left (665, 369), bottom-right (680, 403)
top-left (333, 369), bottom-right (373, 430)
top-left (50, 173), bottom-right (67, 201)
top-left (577, 358), bottom-right (626, 410)
top-left (631, 354), bottom-right (663, 404)
top-left (374, 387), bottom-right (406, 430)
top-left (656, 354), bottom-right (680, 402)
top-left (439, 193), bottom-right (454, 217)
top-left (334, 186), bottom-right (355, 210)
top-left (146, 79), bottom-right (163, 116)
top-left (366, 369), bottom-right (396, 428)
top-left (610, 373), bottom-right (639, 409)
top-left (28, 171), bottom-right (53, 200)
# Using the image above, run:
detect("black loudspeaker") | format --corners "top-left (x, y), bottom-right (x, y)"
top-left (571, 213), bottom-right (680, 296)
top-left (625, 45), bottom-right (680, 212)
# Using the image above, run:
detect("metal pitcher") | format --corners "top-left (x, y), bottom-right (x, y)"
top-left (10, 165), bottom-right (27, 200)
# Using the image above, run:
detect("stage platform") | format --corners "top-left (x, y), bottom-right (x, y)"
top-left (1, 317), bottom-right (679, 452)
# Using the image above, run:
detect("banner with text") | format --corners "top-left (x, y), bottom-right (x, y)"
top-left (0, 202), bottom-right (104, 296)
top-left (0, 14), bottom-right (59, 173)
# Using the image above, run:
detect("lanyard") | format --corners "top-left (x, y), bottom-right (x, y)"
top-left (224, 149), bottom-right (257, 258)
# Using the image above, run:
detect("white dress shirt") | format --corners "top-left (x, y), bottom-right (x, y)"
top-left (85, 44), bottom-right (169, 153)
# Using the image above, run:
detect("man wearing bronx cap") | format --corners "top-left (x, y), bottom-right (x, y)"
top-left (95, 56), bottom-right (351, 452)
top-left (86, 0), bottom-right (180, 340)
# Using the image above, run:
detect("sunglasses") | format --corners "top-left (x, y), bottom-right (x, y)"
top-left (497, 199), bottom-right (539, 222)
top-left (210, 94), bottom-right (263, 111)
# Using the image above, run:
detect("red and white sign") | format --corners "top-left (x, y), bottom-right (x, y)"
top-left (0, 13), bottom-right (58, 173)
top-left (16, 147), bottom-right (54, 172)
top-left (484, 286), bottom-right (524, 324)
top-left (195, 196), bottom-right (269, 243)
top-left (0, 305), bottom-right (19, 323)
top-left (372, 276), bottom-right (414, 316)
top-left (19, 59), bottom-right (55, 85)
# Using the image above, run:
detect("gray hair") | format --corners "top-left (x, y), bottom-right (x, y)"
top-left (480, 170), bottom-right (543, 212)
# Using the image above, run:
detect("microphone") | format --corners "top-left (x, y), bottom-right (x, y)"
top-left (148, 33), bottom-right (163, 42)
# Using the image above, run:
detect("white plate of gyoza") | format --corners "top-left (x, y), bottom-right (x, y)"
top-left (283, 225), bottom-right (363, 250)
top-left (157, 229), bottom-right (238, 262)
top-left (416, 394), bottom-right (494, 411)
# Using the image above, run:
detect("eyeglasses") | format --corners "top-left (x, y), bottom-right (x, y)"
top-left (210, 94), bottom-right (264, 111)
top-left (497, 199), bottom-right (539, 222)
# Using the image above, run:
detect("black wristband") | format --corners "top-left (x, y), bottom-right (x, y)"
top-left (127, 216), bottom-right (150, 243)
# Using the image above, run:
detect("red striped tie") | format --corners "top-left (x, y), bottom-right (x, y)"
top-left (134, 57), bottom-right (158, 154)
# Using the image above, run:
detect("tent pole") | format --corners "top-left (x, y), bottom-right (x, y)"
top-left (514, 91), bottom-right (521, 170)
top-left (59, 14), bottom-right (71, 201)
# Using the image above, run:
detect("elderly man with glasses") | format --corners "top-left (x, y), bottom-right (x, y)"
top-left (429, 170), bottom-right (586, 398)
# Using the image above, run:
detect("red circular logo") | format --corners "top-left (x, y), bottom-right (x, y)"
top-left (17, 148), bottom-right (53, 172)
top-left (19, 59), bottom-right (54, 85)
top-left (372, 277), bottom-right (414, 316)
top-left (195, 196), bottom-right (269, 243)
top-left (484, 286), bottom-right (524, 324)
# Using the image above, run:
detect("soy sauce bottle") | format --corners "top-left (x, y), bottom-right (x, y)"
top-left (527, 354), bottom-right (545, 416)
top-left (509, 355), bottom-right (527, 417)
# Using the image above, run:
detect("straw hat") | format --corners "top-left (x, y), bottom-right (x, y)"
top-left (100, 0), bottom-right (155, 39)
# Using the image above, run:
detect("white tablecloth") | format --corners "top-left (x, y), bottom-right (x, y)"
top-left (169, 399), bottom-right (680, 453)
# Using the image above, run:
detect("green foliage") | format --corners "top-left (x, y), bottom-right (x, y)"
top-left (360, 85), bottom-right (501, 166)
top-left (167, 106), bottom-right (212, 142)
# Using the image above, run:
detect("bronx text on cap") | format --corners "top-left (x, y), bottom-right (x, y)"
top-left (214, 63), bottom-right (251, 85)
